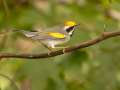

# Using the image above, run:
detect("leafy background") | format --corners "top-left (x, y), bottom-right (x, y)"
top-left (0, 0), bottom-right (120, 90)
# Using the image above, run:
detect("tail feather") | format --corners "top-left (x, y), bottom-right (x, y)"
top-left (21, 30), bottom-right (38, 38)
top-left (13, 29), bottom-right (38, 38)
top-left (12, 29), bottom-right (49, 40)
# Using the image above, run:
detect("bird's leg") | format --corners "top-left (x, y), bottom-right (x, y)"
top-left (53, 45), bottom-right (68, 54)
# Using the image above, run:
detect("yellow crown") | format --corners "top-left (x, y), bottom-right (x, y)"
top-left (64, 21), bottom-right (77, 27)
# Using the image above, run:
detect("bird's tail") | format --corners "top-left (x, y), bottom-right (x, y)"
top-left (12, 29), bottom-right (38, 38)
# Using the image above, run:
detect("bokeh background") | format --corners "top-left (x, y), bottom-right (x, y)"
top-left (0, 0), bottom-right (120, 90)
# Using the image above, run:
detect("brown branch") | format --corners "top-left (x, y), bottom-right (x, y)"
top-left (0, 31), bottom-right (120, 59)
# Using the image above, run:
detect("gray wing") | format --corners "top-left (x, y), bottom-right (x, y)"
top-left (22, 30), bottom-right (65, 40)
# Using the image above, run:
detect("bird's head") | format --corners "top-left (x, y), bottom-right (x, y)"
top-left (64, 21), bottom-right (79, 36)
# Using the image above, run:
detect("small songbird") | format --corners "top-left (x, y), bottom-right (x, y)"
top-left (21, 21), bottom-right (79, 50)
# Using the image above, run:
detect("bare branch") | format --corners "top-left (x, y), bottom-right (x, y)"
top-left (0, 73), bottom-right (19, 90)
top-left (0, 31), bottom-right (120, 59)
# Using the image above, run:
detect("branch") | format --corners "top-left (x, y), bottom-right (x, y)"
top-left (0, 31), bottom-right (120, 59)
top-left (0, 73), bottom-right (19, 90)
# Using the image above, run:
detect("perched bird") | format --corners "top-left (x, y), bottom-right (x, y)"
top-left (21, 21), bottom-right (79, 50)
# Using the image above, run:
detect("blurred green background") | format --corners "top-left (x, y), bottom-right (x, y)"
top-left (0, 0), bottom-right (120, 90)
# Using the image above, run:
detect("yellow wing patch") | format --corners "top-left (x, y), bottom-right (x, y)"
top-left (48, 32), bottom-right (65, 38)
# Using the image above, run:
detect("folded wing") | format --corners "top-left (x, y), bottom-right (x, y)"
top-left (22, 30), bottom-right (65, 40)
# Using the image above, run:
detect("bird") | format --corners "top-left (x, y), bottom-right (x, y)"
top-left (21, 21), bottom-right (79, 50)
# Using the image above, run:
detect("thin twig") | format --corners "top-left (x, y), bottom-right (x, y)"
top-left (0, 0), bottom-right (11, 51)
top-left (0, 31), bottom-right (119, 59)
top-left (0, 73), bottom-right (19, 90)
top-left (2, 0), bottom-right (10, 20)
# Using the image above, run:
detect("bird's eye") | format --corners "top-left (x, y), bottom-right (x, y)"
top-left (66, 26), bottom-right (74, 33)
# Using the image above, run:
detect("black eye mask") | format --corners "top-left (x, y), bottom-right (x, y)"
top-left (66, 26), bottom-right (74, 33)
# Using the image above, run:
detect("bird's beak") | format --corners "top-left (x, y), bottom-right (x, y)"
top-left (74, 24), bottom-right (80, 29)
top-left (76, 24), bottom-right (80, 26)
